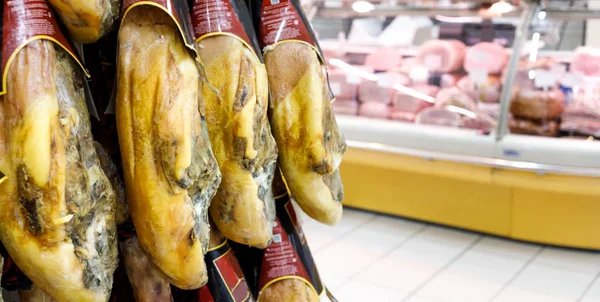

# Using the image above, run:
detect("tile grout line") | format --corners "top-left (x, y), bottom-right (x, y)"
top-left (487, 246), bottom-right (545, 302)
top-left (340, 223), bottom-right (431, 291)
top-left (401, 235), bottom-right (485, 302)
top-left (576, 269), bottom-right (600, 302)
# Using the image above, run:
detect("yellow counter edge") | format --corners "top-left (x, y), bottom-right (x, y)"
top-left (341, 147), bottom-right (600, 250)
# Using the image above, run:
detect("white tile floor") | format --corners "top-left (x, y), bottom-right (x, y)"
top-left (301, 208), bottom-right (600, 302)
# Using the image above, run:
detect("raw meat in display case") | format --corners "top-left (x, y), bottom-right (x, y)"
top-left (436, 87), bottom-right (478, 111)
top-left (416, 107), bottom-right (464, 128)
top-left (358, 72), bottom-right (411, 104)
top-left (571, 47), bottom-right (600, 77)
top-left (560, 84), bottom-right (600, 137)
top-left (333, 100), bottom-right (360, 116)
top-left (509, 118), bottom-right (560, 137)
top-left (390, 85), bottom-right (438, 122)
top-left (457, 75), bottom-right (502, 103)
top-left (365, 48), bottom-right (403, 72)
top-left (463, 42), bottom-right (509, 75)
top-left (359, 101), bottom-right (392, 119)
top-left (417, 39), bottom-right (467, 73)
top-left (510, 87), bottom-right (565, 120)
top-left (329, 68), bottom-right (360, 101)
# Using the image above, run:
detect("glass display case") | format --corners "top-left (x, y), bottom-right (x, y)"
top-left (308, 0), bottom-right (600, 173)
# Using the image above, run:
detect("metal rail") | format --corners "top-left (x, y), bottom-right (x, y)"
top-left (347, 140), bottom-right (600, 178)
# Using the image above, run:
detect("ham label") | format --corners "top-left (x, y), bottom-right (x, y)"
top-left (199, 240), bottom-right (252, 302)
top-left (256, 195), bottom-right (324, 298)
top-left (191, 0), bottom-right (251, 46)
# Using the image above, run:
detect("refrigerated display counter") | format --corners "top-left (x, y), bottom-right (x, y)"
top-left (313, 0), bottom-right (600, 249)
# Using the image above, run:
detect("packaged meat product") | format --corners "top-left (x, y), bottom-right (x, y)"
top-left (571, 47), bottom-right (600, 77)
top-left (116, 4), bottom-right (222, 289)
top-left (364, 48), bottom-right (402, 72)
top-left (416, 107), bottom-right (463, 128)
top-left (253, 0), bottom-right (347, 226)
top-left (416, 107), bottom-right (495, 132)
top-left (509, 118), bottom-right (559, 137)
top-left (392, 84), bottom-right (437, 114)
top-left (359, 72), bottom-right (410, 104)
top-left (192, 0), bottom-right (278, 248)
top-left (464, 42), bottom-right (508, 75)
top-left (504, 58), bottom-right (558, 89)
top-left (436, 87), bottom-right (477, 111)
top-left (0, 1), bottom-right (118, 299)
top-left (510, 88), bottom-right (565, 119)
top-left (333, 100), bottom-right (359, 116)
top-left (328, 69), bottom-right (359, 101)
top-left (359, 102), bottom-right (392, 119)
top-left (232, 174), bottom-right (326, 302)
top-left (560, 118), bottom-right (600, 137)
top-left (564, 84), bottom-right (600, 117)
top-left (457, 75), bottom-right (502, 103)
top-left (47, 0), bottom-right (119, 43)
top-left (417, 39), bottom-right (467, 73)
top-left (478, 102), bottom-right (502, 120)
top-left (560, 84), bottom-right (600, 136)
top-left (463, 113), bottom-right (497, 133)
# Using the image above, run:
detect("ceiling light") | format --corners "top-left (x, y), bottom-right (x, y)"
top-left (352, 1), bottom-right (375, 13)
top-left (538, 10), bottom-right (547, 20)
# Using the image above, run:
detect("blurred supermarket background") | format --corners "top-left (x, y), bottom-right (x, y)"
top-left (302, 0), bottom-right (600, 301)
